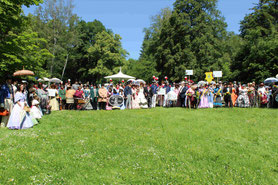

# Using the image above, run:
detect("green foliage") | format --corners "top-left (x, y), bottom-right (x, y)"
top-left (87, 31), bottom-right (128, 83)
top-left (140, 0), bottom-right (232, 82)
top-left (0, 108), bottom-right (278, 184)
top-left (0, 0), bottom-right (52, 78)
top-left (232, 0), bottom-right (278, 82)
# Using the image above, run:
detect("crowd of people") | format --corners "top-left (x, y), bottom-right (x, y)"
top-left (0, 76), bottom-right (277, 130)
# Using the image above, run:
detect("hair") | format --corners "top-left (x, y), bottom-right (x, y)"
top-left (17, 84), bottom-right (23, 92)
top-left (50, 84), bottom-right (56, 89)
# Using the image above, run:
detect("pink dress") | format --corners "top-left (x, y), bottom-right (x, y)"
top-left (198, 88), bottom-right (209, 108)
top-left (131, 89), bottom-right (140, 109)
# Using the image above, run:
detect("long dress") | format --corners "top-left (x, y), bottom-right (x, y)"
top-left (236, 88), bottom-right (250, 108)
top-left (36, 88), bottom-right (48, 114)
top-left (213, 88), bottom-right (223, 107)
top-left (47, 89), bottom-right (59, 111)
top-left (231, 88), bottom-right (238, 106)
top-left (7, 92), bottom-right (34, 130)
top-left (198, 88), bottom-right (209, 108)
top-left (132, 89), bottom-right (140, 109)
top-left (208, 88), bottom-right (214, 108)
top-left (138, 88), bottom-right (148, 109)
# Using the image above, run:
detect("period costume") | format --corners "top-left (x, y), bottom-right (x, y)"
top-left (198, 88), bottom-right (209, 108)
top-left (7, 92), bottom-right (34, 129)
top-left (30, 100), bottom-right (43, 119)
top-left (90, 87), bottom-right (99, 110)
top-left (138, 87), bottom-right (148, 109)
top-left (231, 88), bottom-right (238, 106)
top-left (36, 88), bottom-right (49, 114)
top-left (213, 87), bottom-right (223, 107)
top-left (124, 85), bottom-right (132, 109)
top-left (223, 86), bottom-right (233, 108)
top-left (144, 86), bottom-right (153, 108)
top-left (47, 89), bottom-right (59, 111)
top-left (0, 82), bottom-right (14, 127)
top-left (236, 88), bottom-right (250, 108)
top-left (132, 88), bottom-right (140, 109)
top-left (98, 87), bottom-right (108, 110)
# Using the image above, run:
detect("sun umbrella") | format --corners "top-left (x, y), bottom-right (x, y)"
top-left (264, 77), bottom-right (278, 85)
top-left (38, 78), bottom-right (43, 82)
top-left (135, 79), bottom-right (146, 84)
top-left (49, 78), bottom-right (62, 83)
top-left (104, 68), bottom-right (135, 80)
top-left (43, 77), bottom-right (50, 82)
top-left (210, 81), bottom-right (216, 85)
top-left (13, 69), bottom-right (34, 76)
top-left (198, 81), bottom-right (207, 87)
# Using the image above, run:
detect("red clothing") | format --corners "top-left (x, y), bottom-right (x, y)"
top-left (74, 90), bottom-right (83, 98)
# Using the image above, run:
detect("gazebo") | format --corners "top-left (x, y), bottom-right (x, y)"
top-left (104, 68), bottom-right (135, 80)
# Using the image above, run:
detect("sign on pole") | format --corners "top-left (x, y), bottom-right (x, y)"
top-left (185, 70), bottom-right (193, 76)
top-left (205, 72), bottom-right (214, 83)
top-left (213, 71), bottom-right (222, 78)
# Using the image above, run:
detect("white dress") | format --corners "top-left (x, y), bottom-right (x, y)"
top-left (7, 92), bottom-right (34, 129)
top-left (138, 88), bottom-right (148, 109)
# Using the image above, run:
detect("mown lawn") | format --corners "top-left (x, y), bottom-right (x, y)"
top-left (0, 108), bottom-right (278, 184)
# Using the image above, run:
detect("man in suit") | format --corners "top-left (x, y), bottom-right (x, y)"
top-left (124, 82), bottom-right (132, 109)
top-left (179, 81), bottom-right (188, 107)
top-left (151, 81), bottom-right (158, 108)
top-left (144, 84), bottom-right (153, 108)
top-left (90, 84), bottom-right (98, 110)
top-left (223, 83), bottom-right (233, 108)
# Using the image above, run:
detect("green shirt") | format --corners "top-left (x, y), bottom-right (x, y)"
top-left (58, 89), bottom-right (66, 100)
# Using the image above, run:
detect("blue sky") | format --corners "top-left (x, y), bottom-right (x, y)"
top-left (23, 0), bottom-right (258, 59)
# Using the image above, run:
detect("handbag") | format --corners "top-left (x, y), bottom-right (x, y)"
top-left (0, 109), bottom-right (9, 116)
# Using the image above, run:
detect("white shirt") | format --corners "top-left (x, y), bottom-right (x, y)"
top-left (47, 89), bottom-right (58, 97)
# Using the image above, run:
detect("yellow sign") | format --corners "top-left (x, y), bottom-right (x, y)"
top-left (205, 72), bottom-right (214, 83)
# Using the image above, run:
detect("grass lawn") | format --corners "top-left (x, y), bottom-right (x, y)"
top-left (0, 108), bottom-right (278, 184)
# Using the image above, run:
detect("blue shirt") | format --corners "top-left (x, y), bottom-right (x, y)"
top-left (151, 84), bottom-right (158, 94)
top-left (0, 84), bottom-right (12, 104)
top-left (124, 86), bottom-right (132, 96)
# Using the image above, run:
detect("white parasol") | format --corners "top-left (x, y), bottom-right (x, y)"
top-left (104, 68), bottom-right (135, 80)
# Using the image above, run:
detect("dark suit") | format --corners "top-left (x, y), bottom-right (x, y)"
top-left (144, 86), bottom-right (153, 108)
top-left (90, 87), bottom-right (99, 110)
top-left (179, 86), bottom-right (188, 107)
top-left (223, 87), bottom-right (233, 108)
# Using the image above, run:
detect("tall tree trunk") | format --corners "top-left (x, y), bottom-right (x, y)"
top-left (61, 53), bottom-right (69, 80)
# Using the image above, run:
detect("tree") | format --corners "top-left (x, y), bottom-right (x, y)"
top-left (0, 0), bottom-right (52, 79)
top-left (34, 0), bottom-right (79, 78)
top-left (87, 31), bottom-right (128, 83)
top-left (232, 0), bottom-right (278, 82)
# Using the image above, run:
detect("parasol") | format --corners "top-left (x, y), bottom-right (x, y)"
top-left (264, 77), bottom-right (278, 85)
top-left (104, 68), bottom-right (135, 80)
top-left (197, 81), bottom-right (207, 87)
top-left (49, 78), bottom-right (62, 83)
top-left (134, 79), bottom-right (146, 85)
top-left (13, 68), bottom-right (34, 77)
top-left (43, 77), bottom-right (50, 82)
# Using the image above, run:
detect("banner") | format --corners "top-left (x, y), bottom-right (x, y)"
top-left (185, 70), bottom-right (193, 76)
top-left (213, 71), bottom-right (222, 78)
top-left (205, 72), bottom-right (214, 83)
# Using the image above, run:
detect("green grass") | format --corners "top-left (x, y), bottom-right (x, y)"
top-left (0, 108), bottom-right (278, 184)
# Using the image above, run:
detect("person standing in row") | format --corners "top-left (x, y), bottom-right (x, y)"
top-left (144, 84), bottom-right (153, 108)
top-left (90, 85), bottom-right (98, 110)
top-left (151, 81), bottom-right (158, 108)
top-left (124, 82), bottom-right (132, 109)
top-left (98, 84), bottom-right (107, 110)
top-left (223, 83), bottom-right (233, 108)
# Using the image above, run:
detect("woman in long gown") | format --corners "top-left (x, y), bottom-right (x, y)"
top-left (131, 85), bottom-right (140, 109)
top-left (213, 84), bottom-right (223, 108)
top-left (7, 84), bottom-right (34, 130)
top-left (47, 84), bottom-right (59, 111)
top-left (138, 84), bottom-right (148, 109)
top-left (236, 85), bottom-right (250, 108)
top-left (198, 86), bottom-right (209, 108)
top-left (36, 84), bottom-right (49, 114)
top-left (231, 86), bottom-right (238, 106)
top-left (208, 86), bottom-right (214, 108)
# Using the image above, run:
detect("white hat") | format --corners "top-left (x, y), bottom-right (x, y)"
top-left (68, 79), bottom-right (71, 81)
top-left (32, 100), bottom-right (40, 106)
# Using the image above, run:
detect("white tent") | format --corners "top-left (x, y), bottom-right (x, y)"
top-left (104, 68), bottom-right (135, 80)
